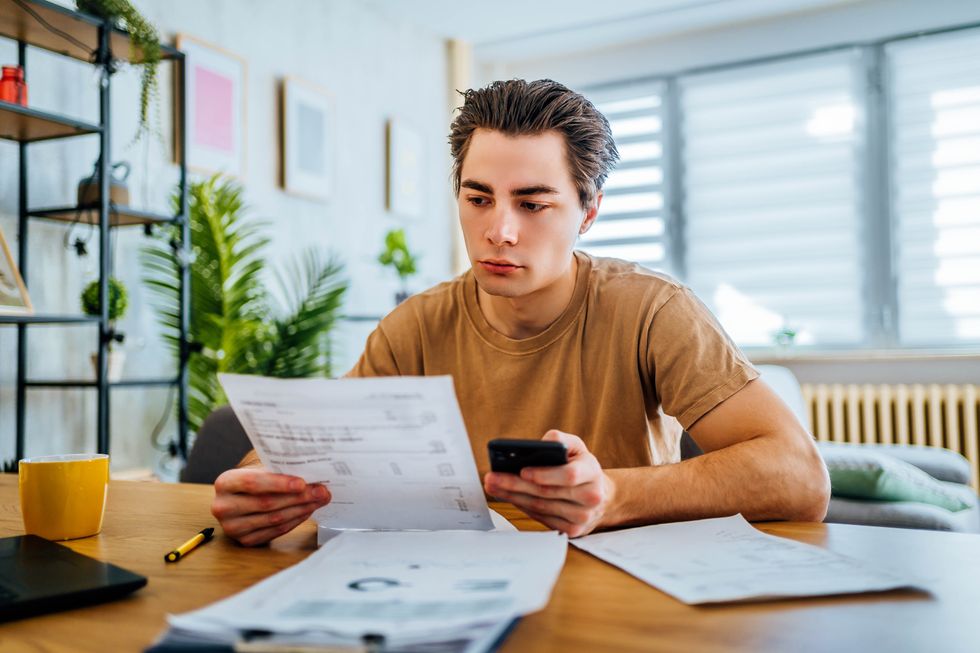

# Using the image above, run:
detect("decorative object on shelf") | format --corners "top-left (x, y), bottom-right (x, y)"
top-left (142, 175), bottom-right (348, 431)
top-left (385, 119), bottom-right (424, 218)
top-left (0, 225), bottom-right (32, 315)
top-left (77, 157), bottom-right (131, 206)
top-left (74, 0), bottom-right (161, 142)
top-left (174, 35), bottom-right (246, 179)
top-left (0, 65), bottom-right (28, 105)
top-left (280, 77), bottom-right (333, 201)
top-left (80, 277), bottom-right (128, 381)
top-left (378, 228), bottom-right (418, 304)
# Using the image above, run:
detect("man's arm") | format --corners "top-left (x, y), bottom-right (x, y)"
top-left (483, 378), bottom-right (830, 537)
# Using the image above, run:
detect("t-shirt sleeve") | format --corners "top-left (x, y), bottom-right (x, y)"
top-left (645, 286), bottom-right (758, 430)
top-left (344, 299), bottom-right (424, 378)
top-left (345, 326), bottom-right (401, 378)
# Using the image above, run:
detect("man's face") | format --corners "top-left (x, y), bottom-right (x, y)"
top-left (458, 128), bottom-right (596, 300)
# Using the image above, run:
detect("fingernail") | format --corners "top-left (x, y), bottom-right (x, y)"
top-left (312, 485), bottom-right (328, 500)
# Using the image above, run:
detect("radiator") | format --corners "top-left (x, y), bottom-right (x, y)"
top-left (801, 383), bottom-right (980, 491)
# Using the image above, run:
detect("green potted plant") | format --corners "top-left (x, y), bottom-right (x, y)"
top-left (377, 228), bottom-right (418, 304)
top-left (142, 175), bottom-right (348, 432)
top-left (80, 277), bottom-right (129, 381)
top-left (75, 0), bottom-right (161, 143)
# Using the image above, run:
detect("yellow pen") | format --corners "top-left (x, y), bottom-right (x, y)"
top-left (165, 527), bottom-right (215, 563)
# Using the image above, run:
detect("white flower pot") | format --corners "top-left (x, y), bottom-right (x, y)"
top-left (90, 350), bottom-right (126, 382)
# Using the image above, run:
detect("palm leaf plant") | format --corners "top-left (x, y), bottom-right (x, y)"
top-left (142, 175), bottom-right (348, 432)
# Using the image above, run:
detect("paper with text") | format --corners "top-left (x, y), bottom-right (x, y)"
top-left (218, 373), bottom-right (493, 531)
top-left (169, 530), bottom-right (567, 640)
top-left (572, 514), bottom-right (921, 604)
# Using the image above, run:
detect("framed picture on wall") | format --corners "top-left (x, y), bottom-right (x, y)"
top-left (174, 34), bottom-right (247, 179)
top-left (386, 119), bottom-right (424, 218)
top-left (281, 77), bottom-right (333, 201)
top-left (0, 226), bottom-right (32, 315)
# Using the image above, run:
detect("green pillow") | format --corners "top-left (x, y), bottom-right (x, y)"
top-left (819, 444), bottom-right (972, 512)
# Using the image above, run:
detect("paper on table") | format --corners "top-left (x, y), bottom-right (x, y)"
top-left (218, 373), bottom-right (493, 531)
top-left (316, 508), bottom-right (518, 545)
top-left (169, 530), bottom-right (568, 640)
top-left (572, 514), bottom-right (921, 604)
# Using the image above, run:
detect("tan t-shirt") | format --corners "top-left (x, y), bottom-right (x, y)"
top-left (348, 251), bottom-right (758, 479)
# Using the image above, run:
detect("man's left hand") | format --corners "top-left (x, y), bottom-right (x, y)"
top-left (483, 430), bottom-right (616, 537)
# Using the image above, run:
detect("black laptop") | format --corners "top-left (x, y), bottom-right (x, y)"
top-left (0, 534), bottom-right (147, 621)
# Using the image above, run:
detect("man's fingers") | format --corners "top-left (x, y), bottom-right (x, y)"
top-left (485, 472), bottom-right (576, 501)
top-left (236, 513), bottom-right (312, 547)
top-left (214, 468), bottom-right (307, 495)
top-left (491, 488), bottom-right (588, 524)
top-left (542, 429), bottom-right (586, 454)
top-left (213, 484), bottom-right (329, 521)
top-left (221, 500), bottom-right (323, 541)
top-left (519, 457), bottom-right (595, 486)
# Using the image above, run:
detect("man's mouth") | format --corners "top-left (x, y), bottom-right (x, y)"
top-left (478, 259), bottom-right (522, 274)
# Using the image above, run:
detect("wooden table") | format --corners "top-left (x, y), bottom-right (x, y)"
top-left (1, 475), bottom-right (978, 653)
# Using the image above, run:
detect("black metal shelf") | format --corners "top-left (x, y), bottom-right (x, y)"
top-left (25, 377), bottom-right (179, 388)
top-left (0, 100), bottom-right (100, 143)
top-left (0, 314), bottom-right (99, 325)
top-left (29, 204), bottom-right (182, 227)
top-left (0, 0), bottom-right (182, 64)
top-left (3, 0), bottom-right (191, 462)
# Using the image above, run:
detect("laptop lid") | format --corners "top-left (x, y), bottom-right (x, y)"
top-left (0, 534), bottom-right (147, 621)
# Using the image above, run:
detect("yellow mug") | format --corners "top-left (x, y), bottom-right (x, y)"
top-left (19, 454), bottom-right (110, 540)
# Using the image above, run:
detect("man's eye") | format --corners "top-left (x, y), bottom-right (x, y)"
top-left (468, 196), bottom-right (490, 206)
top-left (522, 202), bottom-right (546, 212)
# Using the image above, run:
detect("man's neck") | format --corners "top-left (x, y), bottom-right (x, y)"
top-left (477, 255), bottom-right (579, 340)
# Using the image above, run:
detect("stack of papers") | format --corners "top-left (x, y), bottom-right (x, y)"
top-left (160, 530), bottom-right (567, 652)
top-left (219, 374), bottom-right (494, 534)
top-left (572, 514), bottom-right (922, 604)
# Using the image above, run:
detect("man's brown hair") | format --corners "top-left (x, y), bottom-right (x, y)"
top-left (449, 79), bottom-right (619, 209)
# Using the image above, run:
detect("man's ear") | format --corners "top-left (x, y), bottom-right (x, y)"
top-left (579, 191), bottom-right (603, 235)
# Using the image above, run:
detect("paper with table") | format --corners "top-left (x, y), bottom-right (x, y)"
top-left (165, 530), bottom-right (567, 650)
top-left (218, 373), bottom-right (494, 532)
top-left (572, 514), bottom-right (921, 604)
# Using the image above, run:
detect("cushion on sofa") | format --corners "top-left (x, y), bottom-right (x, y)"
top-left (818, 443), bottom-right (972, 512)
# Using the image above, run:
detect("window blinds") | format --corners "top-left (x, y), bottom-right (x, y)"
top-left (887, 28), bottom-right (980, 346)
top-left (583, 81), bottom-right (670, 273)
top-left (680, 51), bottom-right (868, 346)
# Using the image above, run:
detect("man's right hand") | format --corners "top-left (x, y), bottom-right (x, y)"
top-left (211, 468), bottom-right (331, 546)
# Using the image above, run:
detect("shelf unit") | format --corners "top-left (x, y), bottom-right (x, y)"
top-left (1, 0), bottom-right (190, 461)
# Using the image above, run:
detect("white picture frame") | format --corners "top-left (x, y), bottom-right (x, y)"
top-left (386, 119), bottom-right (424, 218)
top-left (174, 34), bottom-right (247, 179)
top-left (0, 226), bottom-right (32, 315)
top-left (281, 77), bottom-right (334, 201)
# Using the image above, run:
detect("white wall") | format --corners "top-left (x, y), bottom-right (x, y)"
top-left (485, 0), bottom-right (980, 386)
top-left (0, 0), bottom-right (454, 472)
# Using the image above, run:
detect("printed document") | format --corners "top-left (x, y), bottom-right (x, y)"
top-left (219, 374), bottom-right (493, 531)
top-left (572, 514), bottom-right (920, 604)
top-left (169, 530), bottom-right (568, 642)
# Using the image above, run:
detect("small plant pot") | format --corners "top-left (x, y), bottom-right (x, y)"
top-left (90, 350), bottom-right (126, 382)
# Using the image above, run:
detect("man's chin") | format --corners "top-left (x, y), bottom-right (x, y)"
top-left (473, 271), bottom-right (526, 299)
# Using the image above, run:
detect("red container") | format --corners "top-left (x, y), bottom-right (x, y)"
top-left (0, 66), bottom-right (28, 106)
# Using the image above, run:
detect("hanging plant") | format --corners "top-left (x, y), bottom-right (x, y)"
top-left (75, 0), bottom-right (161, 142)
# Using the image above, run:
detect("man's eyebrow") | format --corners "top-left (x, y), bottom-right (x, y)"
top-left (511, 185), bottom-right (559, 197)
top-left (461, 180), bottom-right (493, 194)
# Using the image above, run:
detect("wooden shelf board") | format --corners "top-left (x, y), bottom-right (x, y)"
top-left (0, 0), bottom-right (180, 64)
top-left (29, 204), bottom-right (179, 227)
top-left (0, 100), bottom-right (99, 142)
top-left (0, 314), bottom-right (99, 324)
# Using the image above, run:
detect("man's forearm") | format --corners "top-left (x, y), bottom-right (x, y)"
top-left (601, 435), bottom-right (829, 529)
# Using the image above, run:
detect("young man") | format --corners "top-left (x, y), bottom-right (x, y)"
top-left (211, 80), bottom-right (830, 546)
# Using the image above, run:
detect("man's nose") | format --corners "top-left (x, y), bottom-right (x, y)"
top-left (485, 205), bottom-right (519, 246)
